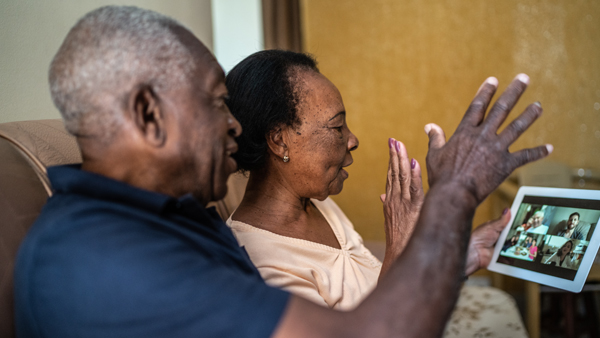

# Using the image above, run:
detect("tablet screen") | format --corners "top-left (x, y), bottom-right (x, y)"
top-left (495, 195), bottom-right (600, 281)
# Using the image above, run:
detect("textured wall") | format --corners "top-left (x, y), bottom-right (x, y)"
top-left (301, 0), bottom-right (600, 241)
top-left (0, 1), bottom-right (213, 124)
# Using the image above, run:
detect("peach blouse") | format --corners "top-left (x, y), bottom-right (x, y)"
top-left (226, 198), bottom-right (381, 310)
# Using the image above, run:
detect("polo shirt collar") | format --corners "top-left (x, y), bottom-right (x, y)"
top-left (48, 165), bottom-right (178, 213)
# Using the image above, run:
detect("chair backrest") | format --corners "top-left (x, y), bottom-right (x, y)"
top-left (0, 119), bottom-right (249, 337)
top-left (0, 120), bottom-right (81, 337)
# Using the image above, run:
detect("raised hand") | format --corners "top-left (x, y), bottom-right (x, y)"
top-left (379, 138), bottom-right (424, 278)
top-left (425, 74), bottom-right (552, 203)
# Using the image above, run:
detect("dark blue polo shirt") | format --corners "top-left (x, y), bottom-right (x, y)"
top-left (15, 165), bottom-right (289, 338)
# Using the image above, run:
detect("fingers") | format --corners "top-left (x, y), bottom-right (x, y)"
top-left (482, 74), bottom-right (530, 131)
top-left (385, 138), bottom-right (401, 202)
top-left (488, 208), bottom-right (512, 234)
top-left (380, 194), bottom-right (386, 203)
top-left (396, 141), bottom-right (412, 201)
top-left (424, 123), bottom-right (446, 149)
top-left (384, 138), bottom-right (416, 203)
top-left (511, 144), bottom-right (553, 168)
top-left (409, 158), bottom-right (424, 204)
top-left (460, 77), bottom-right (499, 126)
top-left (499, 102), bottom-right (543, 146)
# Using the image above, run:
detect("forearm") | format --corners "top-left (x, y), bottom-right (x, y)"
top-left (354, 182), bottom-right (477, 337)
top-left (273, 182), bottom-right (478, 338)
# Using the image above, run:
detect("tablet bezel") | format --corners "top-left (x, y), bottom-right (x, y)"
top-left (487, 186), bottom-right (600, 292)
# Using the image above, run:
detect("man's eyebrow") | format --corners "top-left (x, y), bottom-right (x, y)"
top-left (328, 111), bottom-right (346, 121)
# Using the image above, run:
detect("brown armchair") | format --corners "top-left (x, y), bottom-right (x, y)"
top-left (0, 120), bottom-right (81, 337)
top-left (0, 119), bottom-right (247, 337)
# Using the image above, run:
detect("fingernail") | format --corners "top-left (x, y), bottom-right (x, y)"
top-left (395, 140), bottom-right (401, 153)
top-left (503, 208), bottom-right (509, 215)
top-left (475, 77), bottom-right (499, 96)
top-left (485, 76), bottom-right (499, 86)
top-left (424, 124), bottom-right (432, 135)
top-left (411, 158), bottom-right (416, 169)
top-left (516, 73), bottom-right (530, 85)
top-left (388, 138), bottom-right (394, 149)
top-left (546, 144), bottom-right (554, 154)
top-left (534, 101), bottom-right (542, 108)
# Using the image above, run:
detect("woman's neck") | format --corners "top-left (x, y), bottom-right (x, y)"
top-left (230, 169), bottom-right (341, 249)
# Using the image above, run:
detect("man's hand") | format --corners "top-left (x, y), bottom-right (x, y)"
top-left (465, 209), bottom-right (511, 276)
top-left (425, 74), bottom-right (552, 204)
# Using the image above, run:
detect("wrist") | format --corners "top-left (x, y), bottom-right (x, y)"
top-left (427, 180), bottom-right (479, 210)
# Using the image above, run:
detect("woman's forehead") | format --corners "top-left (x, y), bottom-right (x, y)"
top-left (295, 71), bottom-right (344, 119)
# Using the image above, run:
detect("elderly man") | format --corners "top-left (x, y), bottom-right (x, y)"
top-left (525, 211), bottom-right (548, 234)
top-left (14, 6), bottom-right (550, 338)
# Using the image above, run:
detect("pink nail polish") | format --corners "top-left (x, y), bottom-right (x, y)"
top-left (503, 208), bottom-right (509, 215)
top-left (388, 138), bottom-right (394, 149)
top-left (395, 141), bottom-right (401, 152)
top-left (411, 158), bottom-right (416, 169)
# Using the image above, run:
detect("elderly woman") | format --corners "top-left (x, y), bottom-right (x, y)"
top-left (225, 50), bottom-right (527, 336)
top-left (224, 50), bottom-right (423, 308)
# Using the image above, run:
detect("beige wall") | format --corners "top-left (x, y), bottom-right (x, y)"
top-left (0, 1), bottom-right (213, 124)
top-left (301, 0), bottom-right (600, 241)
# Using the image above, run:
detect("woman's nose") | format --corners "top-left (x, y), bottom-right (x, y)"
top-left (347, 129), bottom-right (359, 152)
top-left (228, 113), bottom-right (242, 138)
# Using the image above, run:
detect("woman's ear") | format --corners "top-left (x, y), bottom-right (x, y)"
top-left (129, 85), bottom-right (166, 147)
top-left (266, 126), bottom-right (289, 160)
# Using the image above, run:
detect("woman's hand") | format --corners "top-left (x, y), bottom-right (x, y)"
top-left (464, 209), bottom-right (511, 276)
top-left (379, 138), bottom-right (424, 278)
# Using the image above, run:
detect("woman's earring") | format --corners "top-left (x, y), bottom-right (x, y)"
top-left (283, 155), bottom-right (289, 163)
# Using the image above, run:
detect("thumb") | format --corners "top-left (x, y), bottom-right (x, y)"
top-left (425, 123), bottom-right (446, 149)
top-left (380, 193), bottom-right (386, 203)
top-left (485, 208), bottom-right (511, 233)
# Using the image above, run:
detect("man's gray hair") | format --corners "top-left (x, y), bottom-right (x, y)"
top-left (49, 6), bottom-right (196, 141)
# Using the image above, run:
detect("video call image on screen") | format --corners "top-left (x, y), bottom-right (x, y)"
top-left (497, 196), bottom-right (600, 281)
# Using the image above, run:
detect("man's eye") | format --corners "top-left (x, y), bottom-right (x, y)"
top-left (333, 126), bottom-right (343, 132)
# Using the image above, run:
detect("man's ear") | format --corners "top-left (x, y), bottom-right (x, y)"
top-left (266, 126), bottom-right (288, 160)
top-left (130, 85), bottom-right (166, 147)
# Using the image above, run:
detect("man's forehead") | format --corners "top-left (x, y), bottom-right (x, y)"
top-left (196, 58), bottom-right (225, 93)
top-left (169, 25), bottom-right (225, 90)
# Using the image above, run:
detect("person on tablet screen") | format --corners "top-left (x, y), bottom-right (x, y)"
top-left (544, 240), bottom-right (576, 268)
top-left (556, 212), bottom-right (585, 240)
top-left (525, 211), bottom-right (548, 234)
top-left (528, 239), bottom-right (538, 260)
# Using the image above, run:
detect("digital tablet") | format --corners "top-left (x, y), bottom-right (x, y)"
top-left (487, 186), bottom-right (600, 292)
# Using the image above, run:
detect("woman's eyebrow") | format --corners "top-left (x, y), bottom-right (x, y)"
top-left (328, 111), bottom-right (346, 121)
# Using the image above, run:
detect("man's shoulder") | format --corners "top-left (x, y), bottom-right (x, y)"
top-left (15, 188), bottom-right (289, 338)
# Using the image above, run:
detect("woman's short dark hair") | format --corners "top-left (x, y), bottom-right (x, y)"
top-left (225, 49), bottom-right (319, 171)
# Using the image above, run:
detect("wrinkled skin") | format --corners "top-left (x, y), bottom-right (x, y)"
top-left (425, 75), bottom-right (550, 204)
top-left (274, 74), bottom-right (551, 338)
top-left (379, 138), bottom-right (424, 277)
